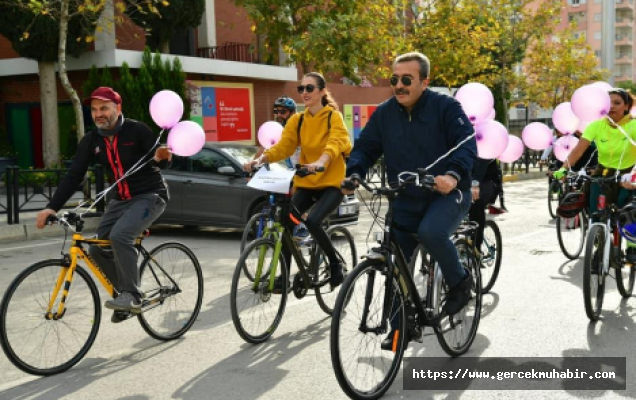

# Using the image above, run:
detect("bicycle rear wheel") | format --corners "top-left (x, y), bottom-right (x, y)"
top-left (315, 225), bottom-right (357, 315)
top-left (137, 242), bottom-right (204, 340)
top-left (548, 179), bottom-right (561, 219)
top-left (556, 211), bottom-right (586, 260)
top-left (435, 239), bottom-right (482, 357)
top-left (583, 225), bottom-right (606, 321)
top-left (615, 235), bottom-right (635, 298)
top-left (231, 238), bottom-right (288, 343)
top-left (331, 260), bottom-right (406, 400)
top-left (0, 260), bottom-right (101, 375)
top-left (480, 220), bottom-right (502, 293)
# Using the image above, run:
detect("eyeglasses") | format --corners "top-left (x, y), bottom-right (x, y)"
top-left (390, 75), bottom-right (418, 87)
top-left (273, 109), bottom-right (289, 115)
top-left (297, 84), bottom-right (316, 94)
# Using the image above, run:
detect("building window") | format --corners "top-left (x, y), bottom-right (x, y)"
top-left (594, 32), bottom-right (602, 40)
top-left (594, 50), bottom-right (601, 58)
top-left (595, 13), bottom-right (601, 22)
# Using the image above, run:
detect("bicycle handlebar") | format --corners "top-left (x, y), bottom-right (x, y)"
top-left (343, 170), bottom-right (436, 195)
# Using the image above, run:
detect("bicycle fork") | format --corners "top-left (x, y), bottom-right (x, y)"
top-left (46, 254), bottom-right (77, 320)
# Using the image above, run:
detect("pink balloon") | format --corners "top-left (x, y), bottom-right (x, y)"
top-left (590, 81), bottom-right (613, 92)
top-left (552, 102), bottom-right (580, 135)
top-left (257, 121), bottom-right (283, 149)
top-left (167, 121), bottom-right (205, 156)
top-left (485, 109), bottom-right (496, 121)
top-left (474, 120), bottom-right (509, 159)
top-left (578, 119), bottom-right (593, 134)
top-left (631, 106), bottom-right (636, 117)
top-left (455, 83), bottom-right (494, 124)
top-left (571, 85), bottom-right (610, 121)
top-left (521, 122), bottom-right (553, 150)
top-left (553, 135), bottom-right (580, 162)
top-left (498, 135), bottom-right (524, 163)
top-left (150, 90), bottom-right (184, 129)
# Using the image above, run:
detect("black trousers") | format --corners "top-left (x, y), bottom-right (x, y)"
top-left (468, 180), bottom-right (496, 249)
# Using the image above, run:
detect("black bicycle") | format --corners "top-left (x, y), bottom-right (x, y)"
top-left (580, 175), bottom-right (635, 321)
top-left (556, 171), bottom-right (588, 260)
top-left (330, 171), bottom-right (482, 400)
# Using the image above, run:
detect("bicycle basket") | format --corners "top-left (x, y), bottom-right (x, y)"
top-left (556, 191), bottom-right (585, 219)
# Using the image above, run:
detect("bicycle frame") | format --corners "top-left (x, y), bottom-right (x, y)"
top-left (251, 198), bottom-right (324, 294)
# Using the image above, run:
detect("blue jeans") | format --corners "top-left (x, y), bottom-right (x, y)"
top-left (394, 189), bottom-right (471, 287)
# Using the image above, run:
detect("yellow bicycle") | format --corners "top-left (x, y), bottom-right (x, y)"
top-left (0, 211), bottom-right (203, 376)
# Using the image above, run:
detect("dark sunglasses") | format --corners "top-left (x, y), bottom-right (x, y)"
top-left (273, 109), bottom-right (289, 115)
top-left (297, 84), bottom-right (317, 94)
top-left (390, 75), bottom-right (422, 87)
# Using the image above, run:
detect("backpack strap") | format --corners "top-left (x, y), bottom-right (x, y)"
top-left (296, 111), bottom-right (333, 145)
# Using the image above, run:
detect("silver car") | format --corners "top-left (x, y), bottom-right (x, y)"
top-left (155, 143), bottom-right (359, 228)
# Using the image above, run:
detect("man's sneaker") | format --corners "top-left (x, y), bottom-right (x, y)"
top-left (627, 248), bottom-right (636, 264)
top-left (295, 224), bottom-right (310, 239)
top-left (104, 292), bottom-right (142, 313)
top-left (330, 262), bottom-right (345, 289)
top-left (111, 310), bottom-right (131, 323)
top-left (444, 271), bottom-right (473, 315)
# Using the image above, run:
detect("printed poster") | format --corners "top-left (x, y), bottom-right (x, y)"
top-left (343, 104), bottom-right (378, 141)
top-left (186, 81), bottom-right (255, 143)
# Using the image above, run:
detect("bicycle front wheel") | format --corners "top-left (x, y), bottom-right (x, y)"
top-left (548, 179), bottom-right (561, 219)
top-left (0, 260), bottom-right (101, 376)
top-left (583, 225), bottom-right (606, 321)
top-left (435, 239), bottom-right (482, 357)
top-left (231, 238), bottom-right (288, 343)
top-left (137, 242), bottom-right (204, 341)
top-left (331, 260), bottom-right (406, 400)
top-left (615, 235), bottom-right (635, 298)
top-left (556, 211), bottom-right (586, 260)
top-left (480, 220), bottom-right (502, 293)
top-left (315, 225), bottom-right (357, 315)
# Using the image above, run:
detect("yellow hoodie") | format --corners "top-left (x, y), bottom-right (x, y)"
top-left (264, 105), bottom-right (352, 189)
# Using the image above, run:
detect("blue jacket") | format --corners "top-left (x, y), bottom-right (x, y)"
top-left (347, 89), bottom-right (477, 197)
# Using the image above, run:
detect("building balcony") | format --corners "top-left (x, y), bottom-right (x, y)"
top-left (615, 55), bottom-right (633, 64)
top-left (616, 0), bottom-right (635, 10)
top-left (616, 35), bottom-right (633, 46)
top-left (197, 42), bottom-right (259, 63)
top-left (615, 74), bottom-right (634, 83)
top-left (616, 18), bottom-right (634, 28)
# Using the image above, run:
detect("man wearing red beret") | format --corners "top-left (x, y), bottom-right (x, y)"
top-left (36, 87), bottom-right (172, 321)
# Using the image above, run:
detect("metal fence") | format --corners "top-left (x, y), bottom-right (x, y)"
top-left (2, 165), bottom-right (106, 224)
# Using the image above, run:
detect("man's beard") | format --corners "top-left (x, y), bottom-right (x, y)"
top-left (95, 115), bottom-right (118, 129)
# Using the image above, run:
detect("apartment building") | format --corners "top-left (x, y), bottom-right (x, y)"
top-left (559, 0), bottom-right (634, 82)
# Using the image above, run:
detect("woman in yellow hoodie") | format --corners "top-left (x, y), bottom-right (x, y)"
top-left (245, 72), bottom-right (352, 289)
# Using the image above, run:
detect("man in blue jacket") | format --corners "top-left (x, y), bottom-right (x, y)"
top-left (343, 52), bottom-right (477, 339)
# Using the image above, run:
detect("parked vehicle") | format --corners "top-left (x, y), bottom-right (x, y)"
top-left (155, 143), bottom-right (359, 229)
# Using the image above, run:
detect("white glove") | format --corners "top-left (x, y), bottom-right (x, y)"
top-left (621, 173), bottom-right (635, 183)
top-left (578, 169), bottom-right (587, 177)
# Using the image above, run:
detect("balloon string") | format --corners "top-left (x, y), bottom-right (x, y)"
top-left (73, 130), bottom-right (164, 215)
top-left (425, 132), bottom-right (477, 172)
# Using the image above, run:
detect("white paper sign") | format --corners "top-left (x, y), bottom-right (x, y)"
top-left (247, 168), bottom-right (295, 194)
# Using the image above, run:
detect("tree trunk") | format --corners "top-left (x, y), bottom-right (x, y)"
top-left (58, 0), bottom-right (85, 141)
top-left (160, 41), bottom-right (170, 54)
top-left (39, 61), bottom-right (60, 167)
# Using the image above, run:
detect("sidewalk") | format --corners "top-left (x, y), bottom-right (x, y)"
top-left (0, 211), bottom-right (100, 243)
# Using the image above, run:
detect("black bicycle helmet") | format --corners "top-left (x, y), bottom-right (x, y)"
top-left (556, 191), bottom-right (585, 219)
top-left (618, 202), bottom-right (636, 243)
top-left (274, 96), bottom-right (297, 112)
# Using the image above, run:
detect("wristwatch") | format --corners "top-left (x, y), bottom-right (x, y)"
top-left (471, 180), bottom-right (480, 188)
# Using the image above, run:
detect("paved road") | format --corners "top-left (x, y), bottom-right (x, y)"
top-left (0, 179), bottom-right (633, 400)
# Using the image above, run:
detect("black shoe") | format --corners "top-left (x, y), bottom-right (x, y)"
top-left (444, 271), bottom-right (473, 315)
top-left (329, 262), bottom-right (345, 289)
top-left (627, 248), bottom-right (636, 264)
top-left (272, 275), bottom-right (291, 294)
top-left (111, 310), bottom-right (131, 323)
top-left (381, 330), bottom-right (398, 351)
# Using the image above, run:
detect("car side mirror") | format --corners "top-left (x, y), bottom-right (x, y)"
top-left (218, 166), bottom-right (239, 176)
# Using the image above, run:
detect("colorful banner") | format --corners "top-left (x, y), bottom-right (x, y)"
top-left (344, 104), bottom-right (378, 141)
top-left (186, 81), bottom-right (255, 143)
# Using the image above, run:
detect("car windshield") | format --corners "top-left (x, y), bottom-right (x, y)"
top-left (219, 146), bottom-right (288, 171)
